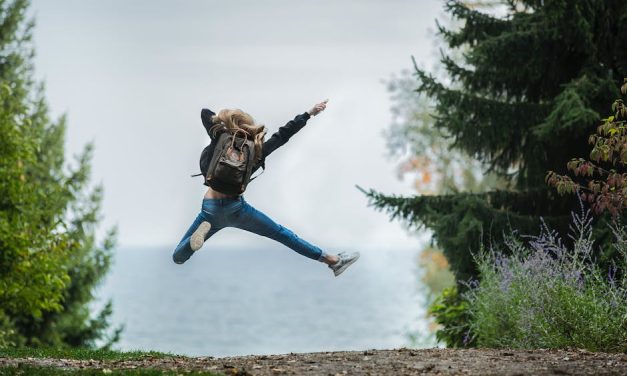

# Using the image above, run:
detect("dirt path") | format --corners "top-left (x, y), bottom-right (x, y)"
top-left (1, 348), bottom-right (626, 375)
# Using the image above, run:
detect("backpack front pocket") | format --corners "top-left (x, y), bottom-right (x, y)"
top-left (214, 157), bottom-right (246, 185)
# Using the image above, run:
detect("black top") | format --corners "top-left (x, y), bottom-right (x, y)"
top-left (200, 108), bottom-right (311, 178)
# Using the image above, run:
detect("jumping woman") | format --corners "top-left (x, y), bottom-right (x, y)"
top-left (172, 99), bottom-right (360, 277)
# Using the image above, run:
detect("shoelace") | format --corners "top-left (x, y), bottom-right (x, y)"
top-left (331, 254), bottom-right (345, 269)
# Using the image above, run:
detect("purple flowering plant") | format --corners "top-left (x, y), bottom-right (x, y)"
top-left (464, 200), bottom-right (627, 352)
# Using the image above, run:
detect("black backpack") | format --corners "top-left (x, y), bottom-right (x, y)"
top-left (195, 129), bottom-right (264, 195)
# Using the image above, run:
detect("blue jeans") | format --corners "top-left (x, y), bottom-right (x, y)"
top-left (172, 196), bottom-right (328, 264)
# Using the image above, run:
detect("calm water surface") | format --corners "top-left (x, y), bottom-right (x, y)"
top-left (95, 245), bottom-right (427, 357)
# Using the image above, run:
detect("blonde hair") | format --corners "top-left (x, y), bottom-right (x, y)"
top-left (209, 109), bottom-right (267, 163)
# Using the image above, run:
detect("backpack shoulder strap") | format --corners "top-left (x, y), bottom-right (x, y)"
top-left (249, 159), bottom-right (265, 182)
top-left (241, 139), bottom-right (256, 189)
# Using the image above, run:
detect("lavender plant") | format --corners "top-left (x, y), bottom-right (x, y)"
top-left (465, 202), bottom-right (627, 352)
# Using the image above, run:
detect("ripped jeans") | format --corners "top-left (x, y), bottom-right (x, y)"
top-left (172, 196), bottom-right (328, 264)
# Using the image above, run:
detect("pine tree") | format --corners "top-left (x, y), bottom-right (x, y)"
top-left (0, 0), bottom-right (119, 347)
top-left (362, 0), bottom-right (627, 283)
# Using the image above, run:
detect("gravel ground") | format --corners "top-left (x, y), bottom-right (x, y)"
top-left (1, 348), bottom-right (627, 375)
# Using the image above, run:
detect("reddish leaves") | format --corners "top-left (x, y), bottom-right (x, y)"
top-left (547, 80), bottom-right (627, 217)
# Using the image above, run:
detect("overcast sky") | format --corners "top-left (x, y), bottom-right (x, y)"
top-left (29, 0), bottom-right (444, 253)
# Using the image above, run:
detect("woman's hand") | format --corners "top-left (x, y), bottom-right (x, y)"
top-left (308, 99), bottom-right (329, 116)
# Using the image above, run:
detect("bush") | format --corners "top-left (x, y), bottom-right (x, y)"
top-left (428, 286), bottom-right (474, 348)
top-left (465, 204), bottom-right (627, 352)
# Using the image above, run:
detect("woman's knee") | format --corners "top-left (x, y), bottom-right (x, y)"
top-left (172, 253), bottom-right (184, 264)
top-left (172, 248), bottom-right (189, 264)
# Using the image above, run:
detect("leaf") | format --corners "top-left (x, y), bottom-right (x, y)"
top-left (1, 83), bottom-right (12, 95)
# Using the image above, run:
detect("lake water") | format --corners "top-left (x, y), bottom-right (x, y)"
top-left (95, 245), bottom-right (428, 357)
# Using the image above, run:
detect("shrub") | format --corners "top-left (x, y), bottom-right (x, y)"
top-left (428, 286), bottom-right (474, 348)
top-left (465, 204), bottom-right (627, 352)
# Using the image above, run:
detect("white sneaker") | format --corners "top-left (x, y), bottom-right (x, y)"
top-left (329, 251), bottom-right (360, 277)
top-left (190, 221), bottom-right (212, 251)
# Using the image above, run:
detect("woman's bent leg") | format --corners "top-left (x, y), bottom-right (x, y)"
top-left (172, 212), bottom-right (221, 264)
top-left (231, 202), bottom-right (327, 261)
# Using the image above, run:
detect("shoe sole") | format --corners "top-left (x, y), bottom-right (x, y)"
top-left (190, 221), bottom-right (212, 251)
top-left (334, 252), bottom-right (360, 277)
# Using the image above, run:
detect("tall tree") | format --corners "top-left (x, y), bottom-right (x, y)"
top-left (0, 0), bottom-right (119, 347)
top-left (362, 0), bottom-right (627, 283)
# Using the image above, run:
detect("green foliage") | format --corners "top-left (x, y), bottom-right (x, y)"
top-left (547, 80), bottom-right (627, 217)
top-left (0, 365), bottom-right (220, 376)
top-left (368, 0), bottom-right (627, 348)
top-left (466, 209), bottom-right (627, 352)
top-left (0, 348), bottom-right (216, 376)
top-left (0, 0), bottom-right (118, 348)
top-left (428, 286), bottom-right (474, 348)
top-left (364, 0), bottom-right (627, 283)
top-left (0, 347), bottom-right (173, 361)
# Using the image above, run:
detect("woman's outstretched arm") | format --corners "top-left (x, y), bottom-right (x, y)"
top-left (261, 99), bottom-right (328, 159)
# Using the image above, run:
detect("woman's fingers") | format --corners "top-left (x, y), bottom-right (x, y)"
top-left (309, 99), bottom-right (328, 116)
